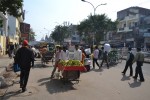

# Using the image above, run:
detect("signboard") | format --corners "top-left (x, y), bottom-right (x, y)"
top-left (20, 23), bottom-right (30, 33)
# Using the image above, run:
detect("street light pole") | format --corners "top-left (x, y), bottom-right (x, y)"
top-left (44, 28), bottom-right (52, 41)
top-left (81, 0), bottom-right (107, 46)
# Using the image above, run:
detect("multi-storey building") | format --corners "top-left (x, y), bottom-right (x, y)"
top-left (7, 8), bottom-right (25, 45)
top-left (0, 12), bottom-right (8, 55)
top-left (117, 6), bottom-right (150, 49)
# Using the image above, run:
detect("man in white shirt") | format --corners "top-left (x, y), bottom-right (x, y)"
top-left (50, 46), bottom-right (62, 78)
top-left (93, 45), bottom-right (100, 69)
top-left (104, 43), bottom-right (111, 53)
top-left (73, 45), bottom-right (82, 61)
top-left (60, 46), bottom-right (69, 60)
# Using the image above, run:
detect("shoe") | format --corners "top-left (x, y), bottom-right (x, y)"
top-left (107, 66), bottom-right (109, 69)
top-left (139, 79), bottom-right (145, 82)
top-left (22, 88), bottom-right (27, 92)
top-left (121, 72), bottom-right (125, 75)
top-left (133, 76), bottom-right (137, 79)
top-left (50, 76), bottom-right (54, 79)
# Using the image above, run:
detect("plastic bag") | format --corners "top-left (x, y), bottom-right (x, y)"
top-left (13, 64), bottom-right (21, 72)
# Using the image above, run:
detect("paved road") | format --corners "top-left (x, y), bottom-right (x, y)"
top-left (117, 60), bottom-right (150, 76)
top-left (1, 59), bottom-right (150, 100)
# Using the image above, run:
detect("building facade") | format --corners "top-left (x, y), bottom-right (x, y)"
top-left (7, 9), bottom-right (24, 45)
top-left (117, 6), bottom-right (150, 49)
top-left (0, 12), bottom-right (8, 55)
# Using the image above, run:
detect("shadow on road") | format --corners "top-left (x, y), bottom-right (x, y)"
top-left (128, 80), bottom-right (141, 88)
top-left (38, 77), bottom-right (77, 94)
top-left (121, 75), bottom-right (130, 81)
top-left (33, 64), bottom-right (53, 68)
top-left (1, 89), bottom-right (22, 100)
top-left (91, 68), bottom-right (104, 72)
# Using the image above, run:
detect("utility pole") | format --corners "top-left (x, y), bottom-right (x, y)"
top-left (81, 0), bottom-right (107, 46)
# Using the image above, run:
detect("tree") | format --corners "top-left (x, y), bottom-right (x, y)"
top-left (51, 25), bottom-right (71, 44)
top-left (29, 28), bottom-right (36, 41)
top-left (0, 0), bottom-right (23, 17)
top-left (77, 14), bottom-right (118, 45)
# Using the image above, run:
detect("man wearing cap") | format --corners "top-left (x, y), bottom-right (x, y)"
top-left (14, 40), bottom-right (34, 92)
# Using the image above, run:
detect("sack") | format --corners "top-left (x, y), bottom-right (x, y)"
top-left (129, 52), bottom-right (134, 62)
top-left (13, 64), bottom-right (21, 72)
top-left (85, 48), bottom-right (91, 55)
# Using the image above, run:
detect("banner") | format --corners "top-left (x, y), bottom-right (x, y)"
top-left (20, 23), bottom-right (30, 33)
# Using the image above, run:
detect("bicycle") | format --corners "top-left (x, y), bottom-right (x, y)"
top-left (108, 50), bottom-right (123, 65)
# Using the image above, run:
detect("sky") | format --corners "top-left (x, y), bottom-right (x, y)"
top-left (23, 0), bottom-right (150, 41)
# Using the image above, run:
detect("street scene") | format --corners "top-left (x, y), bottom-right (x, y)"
top-left (1, 0), bottom-right (150, 100)
top-left (0, 56), bottom-right (150, 100)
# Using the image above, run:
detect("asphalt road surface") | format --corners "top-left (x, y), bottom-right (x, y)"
top-left (1, 59), bottom-right (150, 100)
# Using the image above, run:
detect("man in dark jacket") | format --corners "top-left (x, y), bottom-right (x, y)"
top-left (100, 47), bottom-right (109, 69)
top-left (122, 47), bottom-right (134, 76)
top-left (14, 40), bottom-right (34, 92)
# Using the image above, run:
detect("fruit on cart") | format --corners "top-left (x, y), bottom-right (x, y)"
top-left (59, 60), bottom-right (83, 66)
top-left (59, 60), bottom-right (67, 66)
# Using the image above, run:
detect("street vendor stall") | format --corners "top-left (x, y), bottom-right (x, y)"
top-left (57, 60), bottom-right (86, 84)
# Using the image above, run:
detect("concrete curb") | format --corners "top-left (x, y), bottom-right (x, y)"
top-left (0, 62), bottom-right (13, 76)
top-left (122, 56), bottom-right (150, 64)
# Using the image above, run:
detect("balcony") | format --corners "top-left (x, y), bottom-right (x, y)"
top-left (129, 26), bottom-right (134, 29)
top-left (119, 28), bottom-right (124, 31)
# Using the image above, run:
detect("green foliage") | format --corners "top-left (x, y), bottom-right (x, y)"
top-left (77, 14), bottom-right (118, 44)
top-left (51, 25), bottom-right (71, 44)
top-left (0, 0), bottom-right (23, 17)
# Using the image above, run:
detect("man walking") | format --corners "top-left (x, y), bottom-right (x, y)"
top-left (50, 46), bottom-right (61, 78)
top-left (73, 45), bottom-right (82, 61)
top-left (92, 45), bottom-right (100, 69)
top-left (122, 47), bottom-right (134, 76)
top-left (14, 40), bottom-right (34, 92)
top-left (132, 47), bottom-right (145, 82)
top-left (100, 47), bottom-right (109, 69)
top-left (8, 42), bottom-right (14, 58)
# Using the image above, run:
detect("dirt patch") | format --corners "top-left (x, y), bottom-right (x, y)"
top-left (0, 64), bottom-right (19, 97)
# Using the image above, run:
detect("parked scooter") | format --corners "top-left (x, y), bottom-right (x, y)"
top-left (84, 58), bottom-right (91, 72)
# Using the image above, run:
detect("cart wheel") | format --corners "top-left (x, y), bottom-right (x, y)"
top-left (76, 80), bottom-right (79, 84)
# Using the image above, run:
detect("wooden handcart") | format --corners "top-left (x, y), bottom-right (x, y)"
top-left (58, 65), bottom-right (86, 84)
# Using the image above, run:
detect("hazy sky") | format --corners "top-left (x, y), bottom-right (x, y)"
top-left (23, 0), bottom-right (150, 41)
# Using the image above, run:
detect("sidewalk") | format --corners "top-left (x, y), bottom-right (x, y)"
top-left (0, 55), bottom-right (13, 75)
top-left (123, 56), bottom-right (150, 64)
